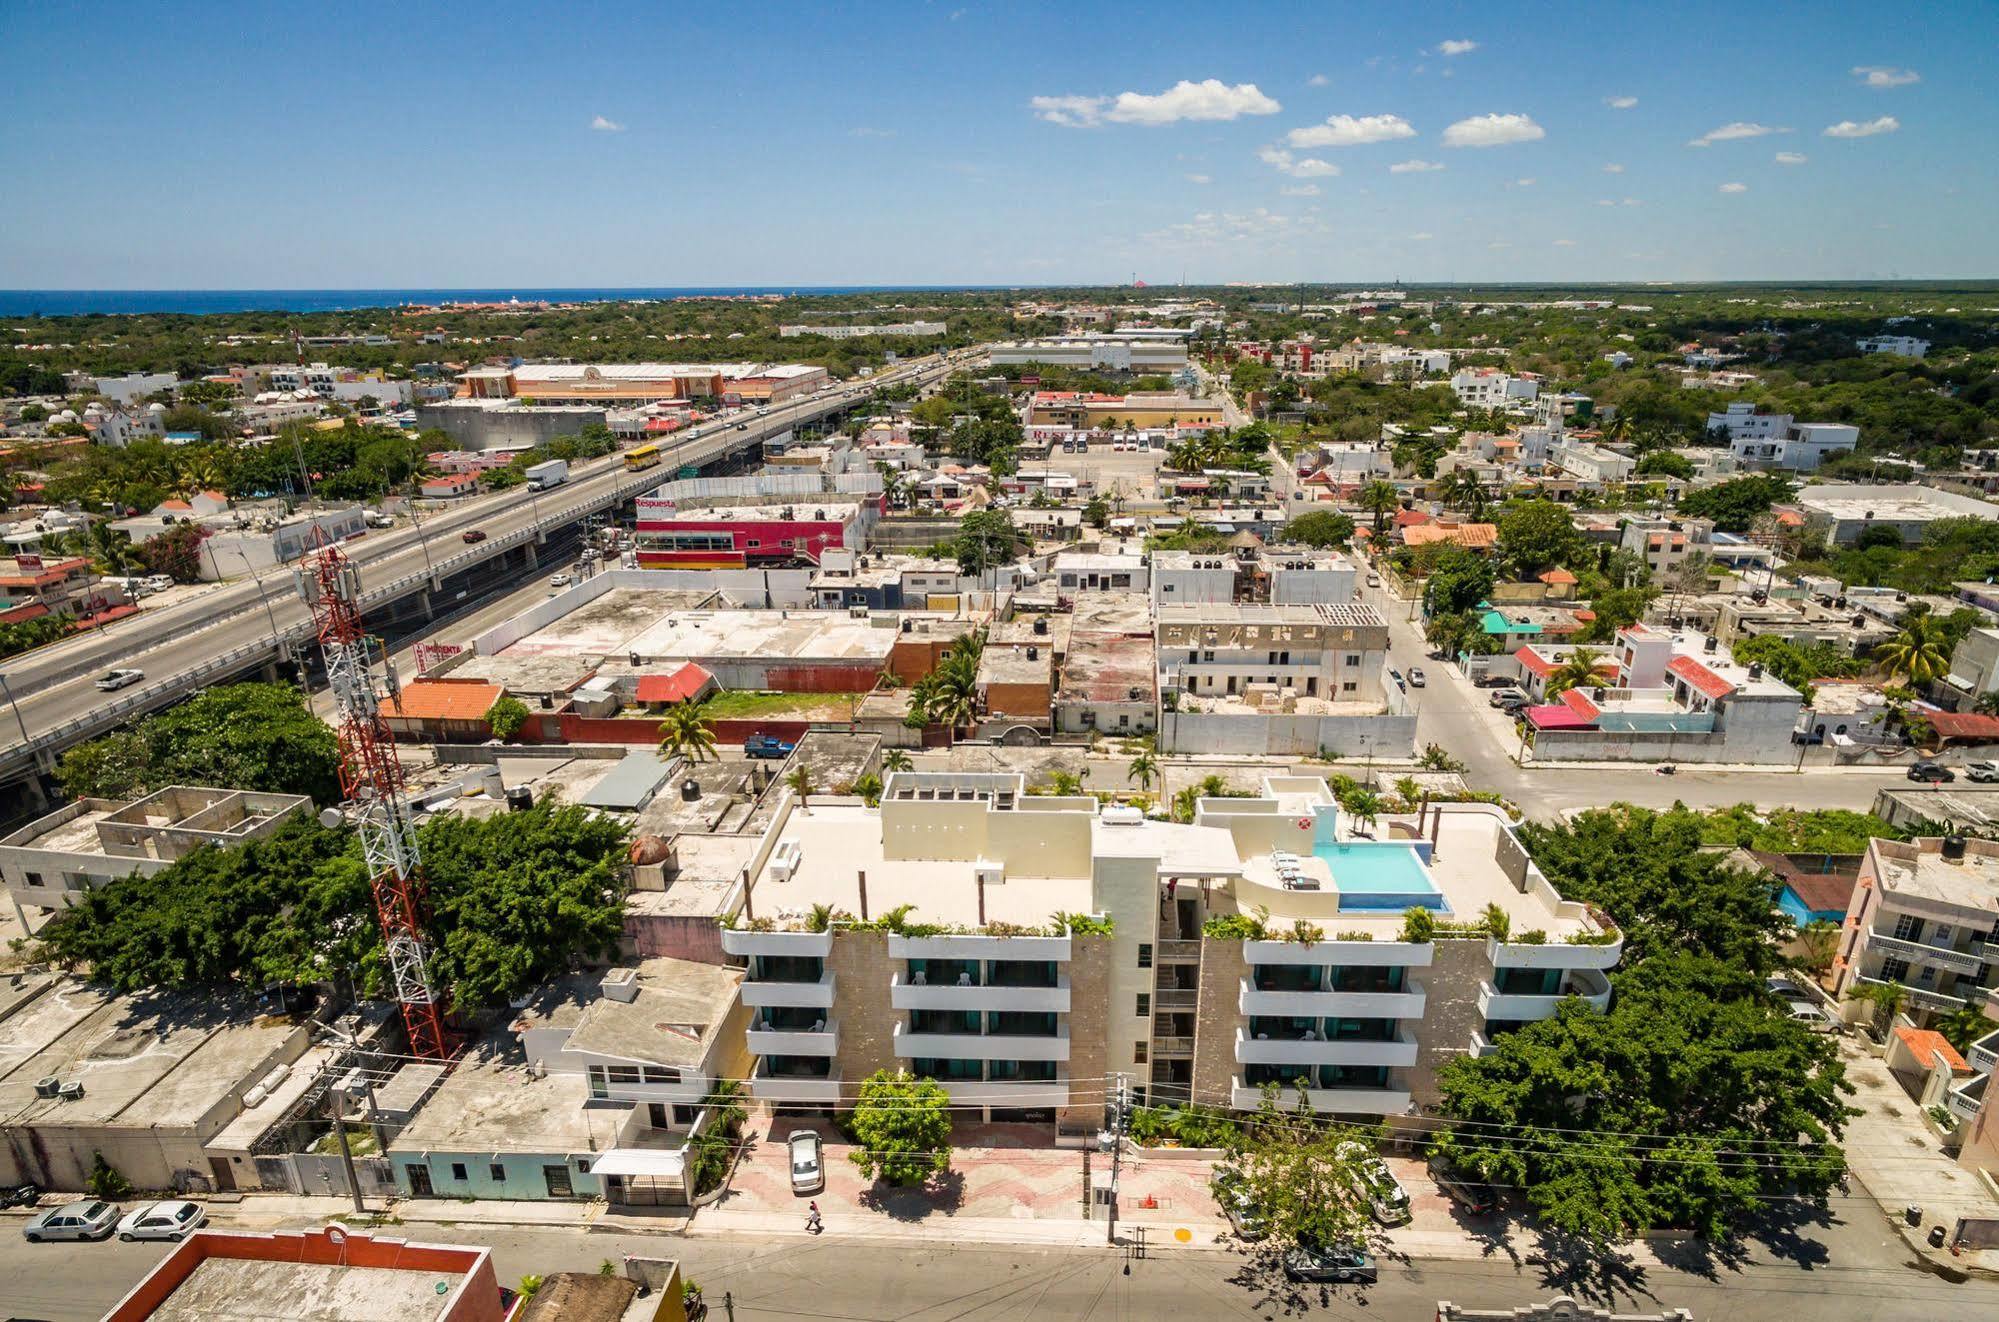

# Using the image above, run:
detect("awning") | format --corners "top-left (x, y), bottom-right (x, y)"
top-left (590, 1148), bottom-right (687, 1178)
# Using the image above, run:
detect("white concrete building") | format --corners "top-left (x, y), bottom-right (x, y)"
top-left (1450, 369), bottom-right (1539, 407)
top-left (1832, 835), bottom-right (1999, 1022)
top-left (1548, 439), bottom-right (1635, 485)
top-left (1856, 335), bottom-right (1930, 359)
top-left (1705, 403), bottom-right (1859, 471)
top-left (779, 321), bottom-right (946, 338)
top-left (1788, 483), bottom-right (1999, 548)
top-left (91, 371), bottom-right (178, 405)
top-left (989, 334), bottom-right (1190, 371)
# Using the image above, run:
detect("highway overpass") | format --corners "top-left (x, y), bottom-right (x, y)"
top-left (0, 352), bottom-right (965, 805)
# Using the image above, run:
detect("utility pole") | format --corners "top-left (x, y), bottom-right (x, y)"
top-left (1104, 1072), bottom-right (1130, 1245)
top-left (327, 1085), bottom-right (365, 1214)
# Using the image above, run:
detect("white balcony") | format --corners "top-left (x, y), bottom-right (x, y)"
top-left (1970, 1027), bottom-right (1999, 1077)
top-left (892, 1023), bottom-right (1070, 1061)
top-left (748, 1061), bottom-right (843, 1105)
top-left (1477, 968), bottom-right (1612, 1022)
top-left (722, 928), bottom-right (834, 959)
top-left (938, 1077), bottom-right (1071, 1108)
top-left (1244, 939), bottom-right (1434, 969)
top-left (888, 933), bottom-right (1072, 962)
top-left (1867, 932), bottom-right (1984, 977)
top-left (1238, 977), bottom-right (1427, 1020)
top-left (1468, 1032), bottom-right (1498, 1059)
top-left (740, 970), bottom-right (837, 1009)
top-left (1857, 974), bottom-right (1966, 1013)
top-left (1488, 933), bottom-right (1624, 972)
top-left (1947, 1073), bottom-right (1988, 1126)
top-left (1229, 1078), bottom-right (1412, 1116)
top-left (746, 1019), bottom-right (839, 1057)
top-left (1234, 1027), bottom-right (1419, 1068)
top-left (891, 972), bottom-right (1071, 1013)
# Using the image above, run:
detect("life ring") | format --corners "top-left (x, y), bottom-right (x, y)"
top-left (1297, 817), bottom-right (1313, 830)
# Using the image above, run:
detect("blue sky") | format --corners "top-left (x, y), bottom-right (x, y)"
top-left (3, 0), bottom-right (1994, 288)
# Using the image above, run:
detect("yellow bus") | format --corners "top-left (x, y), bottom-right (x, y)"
top-left (623, 443), bottom-right (663, 472)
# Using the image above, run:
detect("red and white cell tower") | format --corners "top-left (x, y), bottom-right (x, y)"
top-left (298, 542), bottom-right (451, 1059)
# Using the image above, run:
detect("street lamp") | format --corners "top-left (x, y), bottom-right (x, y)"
top-left (205, 538), bottom-right (294, 684)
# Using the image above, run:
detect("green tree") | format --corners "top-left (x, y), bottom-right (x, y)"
top-left (86, 1152), bottom-right (135, 1200)
top-left (1357, 480), bottom-right (1400, 535)
top-left (1676, 475), bottom-right (1794, 534)
top-left (1542, 647), bottom-right (1607, 699)
top-left (848, 1068), bottom-right (953, 1186)
top-left (1846, 979), bottom-right (1907, 1033)
top-left (1082, 495), bottom-right (1110, 529)
top-left (1933, 1006), bottom-right (1999, 1054)
top-left (1422, 546), bottom-right (1496, 617)
top-left (484, 695), bottom-right (531, 741)
top-left (54, 682), bottom-right (340, 804)
top-left (1126, 750), bottom-right (1159, 793)
top-left (1435, 953), bottom-right (1851, 1245)
top-left (950, 509), bottom-right (1023, 576)
top-left (1517, 804), bottom-right (1787, 971)
top-left (1341, 788), bottom-right (1383, 835)
top-left (135, 523), bottom-right (208, 582)
top-left (1634, 450), bottom-right (1695, 480)
top-left (1214, 1085), bottom-right (1376, 1255)
top-left (1283, 509), bottom-right (1356, 548)
top-left (1875, 614), bottom-right (1953, 686)
top-left (1496, 499), bottom-right (1584, 577)
top-left (881, 748), bottom-right (913, 775)
top-left (1795, 919), bottom-right (1841, 976)
top-left (656, 699), bottom-right (719, 763)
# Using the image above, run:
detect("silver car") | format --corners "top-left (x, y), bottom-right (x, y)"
top-left (788, 1129), bottom-right (824, 1194)
top-left (23, 1198), bottom-right (119, 1242)
top-left (117, 1199), bottom-right (206, 1241)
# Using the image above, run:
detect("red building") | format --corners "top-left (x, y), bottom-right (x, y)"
top-left (632, 496), bottom-right (879, 569)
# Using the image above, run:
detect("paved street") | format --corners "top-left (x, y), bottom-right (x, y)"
top-left (2, 1202), bottom-right (1989, 1322)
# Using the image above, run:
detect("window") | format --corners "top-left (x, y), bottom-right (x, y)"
top-left (1136, 993), bottom-right (1150, 1018)
top-left (641, 1066), bottom-right (681, 1085)
top-left (23, 871), bottom-right (42, 888)
top-left (607, 1065), bottom-right (642, 1086)
top-left (451, 1162), bottom-right (468, 1181)
top-left (1879, 956), bottom-right (1910, 981)
top-left (576, 1158), bottom-right (592, 1173)
top-left (1138, 943), bottom-right (1153, 969)
top-left (1891, 913), bottom-right (1925, 943)
top-left (1134, 1042), bottom-right (1149, 1064)
top-left (489, 1162), bottom-right (506, 1181)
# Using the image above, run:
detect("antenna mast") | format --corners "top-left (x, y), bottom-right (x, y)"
top-left (299, 542), bottom-right (450, 1059)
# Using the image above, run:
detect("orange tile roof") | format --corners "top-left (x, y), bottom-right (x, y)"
top-left (1403, 522), bottom-right (1498, 549)
top-left (1539, 568), bottom-right (1577, 585)
top-left (636, 663), bottom-right (714, 705)
top-left (1894, 1026), bottom-right (1968, 1072)
top-left (381, 679), bottom-right (504, 723)
top-left (1666, 654), bottom-right (1737, 700)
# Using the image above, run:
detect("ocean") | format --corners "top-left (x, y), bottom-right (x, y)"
top-left (0, 287), bottom-right (1007, 317)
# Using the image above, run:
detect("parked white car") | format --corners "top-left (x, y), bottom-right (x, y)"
top-left (22, 1199), bottom-right (119, 1242)
top-left (789, 1129), bottom-right (824, 1194)
top-left (94, 669), bottom-right (145, 692)
top-left (117, 1199), bottom-right (206, 1241)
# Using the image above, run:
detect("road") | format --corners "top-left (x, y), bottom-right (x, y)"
top-left (0, 356), bottom-right (957, 772)
top-left (1, 1211), bottom-right (1986, 1322)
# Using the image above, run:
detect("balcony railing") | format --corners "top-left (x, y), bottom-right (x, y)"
top-left (1228, 1077), bottom-right (1412, 1116)
top-left (1238, 976), bottom-right (1427, 1020)
top-left (1868, 932), bottom-right (1984, 977)
top-left (892, 1022), bottom-right (1071, 1061)
top-left (1154, 1035), bottom-right (1195, 1057)
top-left (890, 972), bottom-right (1071, 1013)
top-left (1157, 939), bottom-right (1202, 962)
top-left (1476, 968), bottom-right (1612, 1022)
top-left (1234, 1027), bottom-right (1419, 1069)
top-left (745, 1018), bottom-right (839, 1056)
top-left (1155, 987), bottom-right (1199, 1010)
top-left (748, 1061), bottom-right (843, 1104)
top-left (741, 970), bottom-right (837, 1009)
top-left (722, 928), bottom-right (834, 959)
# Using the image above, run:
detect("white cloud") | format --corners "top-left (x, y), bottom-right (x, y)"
top-left (590, 115), bottom-right (625, 132)
top-left (1622, 197), bottom-right (1639, 206)
top-left (1034, 79), bottom-right (1281, 128)
top-left (1514, 177), bottom-right (1537, 187)
top-left (1602, 162), bottom-right (1625, 173)
top-left (850, 126), bottom-right (896, 138)
top-left (1687, 121), bottom-right (1785, 147)
top-left (1185, 173), bottom-right (1212, 184)
top-left (1279, 183), bottom-right (1321, 196)
top-left (1775, 151), bottom-right (1807, 165)
top-left (1596, 198), bottom-right (1617, 207)
top-left (1719, 181), bottom-right (1748, 193)
top-left (1258, 146), bottom-right (1339, 177)
top-left (1141, 207), bottom-right (1317, 249)
top-left (1441, 112), bottom-right (1545, 147)
top-left (1307, 73), bottom-right (1330, 87)
top-left (1286, 113), bottom-right (1417, 148)
top-left (1488, 240), bottom-right (1512, 250)
top-left (1553, 238), bottom-right (1579, 247)
top-left (1853, 66), bottom-right (1920, 89)
top-left (1604, 95), bottom-right (1638, 110)
top-left (1824, 116), bottom-right (1900, 138)
top-left (1389, 159), bottom-right (1444, 173)
top-left (1408, 232), bottom-right (1434, 241)
top-left (1437, 39), bottom-right (1479, 56)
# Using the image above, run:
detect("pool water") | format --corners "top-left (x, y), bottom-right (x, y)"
top-left (1312, 841), bottom-right (1445, 911)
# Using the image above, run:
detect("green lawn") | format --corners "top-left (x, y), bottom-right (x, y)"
top-left (699, 690), bottom-right (857, 720)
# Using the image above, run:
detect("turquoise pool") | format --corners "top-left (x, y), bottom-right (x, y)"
top-left (1312, 841), bottom-right (1445, 911)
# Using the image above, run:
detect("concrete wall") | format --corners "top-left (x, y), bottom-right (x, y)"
top-left (418, 403), bottom-right (606, 451)
top-left (1060, 936), bottom-right (1113, 1135)
top-left (827, 930), bottom-right (898, 1083)
top-left (1529, 725), bottom-right (1792, 765)
top-left (1191, 939), bottom-right (1250, 1108)
top-left (1406, 938), bottom-right (1489, 1103)
top-left (1092, 854), bottom-right (1161, 1121)
top-left (1158, 711), bottom-right (1417, 757)
top-left (395, 1146), bottom-right (605, 1201)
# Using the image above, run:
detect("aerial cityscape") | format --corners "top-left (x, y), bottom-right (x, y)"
top-left (2, 4), bottom-right (1998, 1320)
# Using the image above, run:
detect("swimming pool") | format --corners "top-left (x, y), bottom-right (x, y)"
top-left (1312, 841), bottom-right (1446, 911)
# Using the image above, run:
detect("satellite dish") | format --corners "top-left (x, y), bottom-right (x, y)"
top-left (318, 808), bottom-right (345, 829)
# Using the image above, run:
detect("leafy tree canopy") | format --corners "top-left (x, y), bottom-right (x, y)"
top-left (55, 682), bottom-right (341, 804)
top-left (1284, 510), bottom-right (1356, 548)
top-left (1496, 499), bottom-right (1584, 577)
top-left (1676, 475), bottom-right (1795, 533)
top-left (1422, 546), bottom-right (1496, 617)
top-left (848, 1068), bottom-right (953, 1186)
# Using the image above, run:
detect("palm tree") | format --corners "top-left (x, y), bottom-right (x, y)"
top-left (851, 772), bottom-right (884, 806)
top-left (786, 763), bottom-right (815, 812)
top-left (656, 699), bottom-right (718, 763)
top-left (1795, 920), bottom-right (1840, 977)
top-left (1126, 750), bottom-right (1159, 794)
top-left (1480, 901), bottom-right (1511, 942)
top-left (882, 748), bottom-right (913, 775)
top-left (1393, 775), bottom-right (1423, 810)
top-left (1876, 616), bottom-right (1952, 687)
top-left (1343, 789), bottom-right (1383, 837)
top-left (1047, 770), bottom-right (1084, 796)
top-left (1848, 979), bottom-right (1907, 1035)
top-left (1358, 480), bottom-right (1400, 536)
top-left (83, 522), bottom-right (139, 576)
top-left (1543, 647), bottom-right (1607, 699)
top-left (1440, 470), bottom-right (1488, 519)
top-left (1171, 784), bottom-right (1200, 823)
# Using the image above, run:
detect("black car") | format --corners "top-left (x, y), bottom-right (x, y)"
top-left (1908, 762), bottom-right (1956, 784)
top-left (1429, 1159), bottom-right (1495, 1215)
top-left (0, 1183), bottom-right (39, 1210)
top-left (1283, 1241), bottom-right (1377, 1284)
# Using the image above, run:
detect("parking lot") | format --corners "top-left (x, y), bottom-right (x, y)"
top-left (1038, 442), bottom-right (1167, 505)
